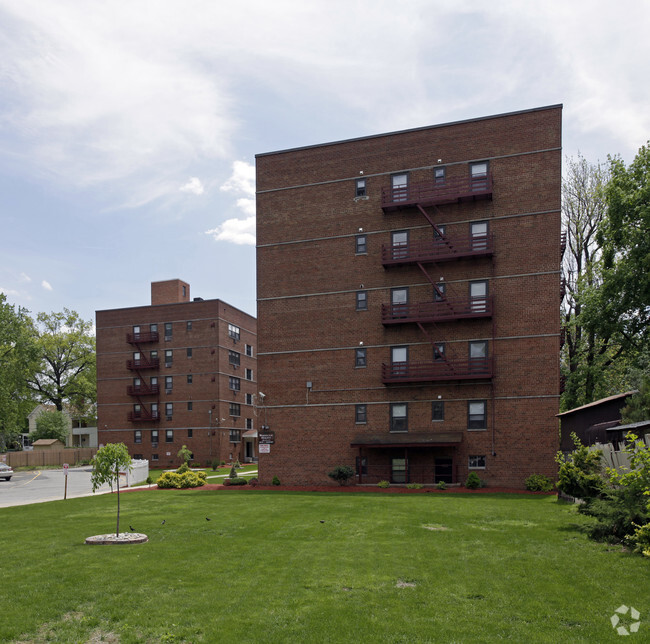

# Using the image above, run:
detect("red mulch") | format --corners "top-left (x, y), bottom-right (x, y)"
top-left (124, 484), bottom-right (555, 495)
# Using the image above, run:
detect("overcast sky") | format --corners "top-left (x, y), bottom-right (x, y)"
top-left (1, 0), bottom-right (648, 325)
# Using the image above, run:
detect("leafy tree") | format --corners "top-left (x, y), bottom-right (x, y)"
top-left (555, 433), bottom-right (606, 505)
top-left (0, 294), bottom-right (38, 450)
top-left (621, 376), bottom-right (650, 424)
top-left (26, 309), bottom-right (96, 418)
top-left (91, 443), bottom-right (132, 536)
top-left (32, 409), bottom-right (69, 444)
top-left (560, 155), bottom-right (613, 409)
top-left (177, 444), bottom-right (192, 465)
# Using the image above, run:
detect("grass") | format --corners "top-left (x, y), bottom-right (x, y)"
top-left (132, 463), bottom-right (258, 486)
top-left (1, 490), bottom-right (649, 642)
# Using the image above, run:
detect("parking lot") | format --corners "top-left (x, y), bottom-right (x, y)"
top-left (0, 467), bottom-right (113, 508)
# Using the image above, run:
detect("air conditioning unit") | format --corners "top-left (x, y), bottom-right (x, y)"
top-left (164, 336), bottom-right (172, 342)
top-left (166, 416), bottom-right (173, 421)
top-left (165, 389), bottom-right (172, 394)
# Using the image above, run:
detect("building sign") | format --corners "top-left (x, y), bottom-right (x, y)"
top-left (259, 443), bottom-right (270, 454)
top-left (259, 430), bottom-right (275, 444)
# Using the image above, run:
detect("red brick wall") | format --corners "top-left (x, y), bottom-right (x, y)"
top-left (256, 105), bottom-right (562, 488)
top-left (151, 279), bottom-right (191, 305)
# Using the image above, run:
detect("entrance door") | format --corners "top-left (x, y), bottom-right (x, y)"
top-left (434, 458), bottom-right (453, 484)
top-left (391, 458), bottom-right (407, 483)
top-left (245, 440), bottom-right (254, 462)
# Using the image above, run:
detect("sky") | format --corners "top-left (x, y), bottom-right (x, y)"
top-left (1, 0), bottom-right (649, 326)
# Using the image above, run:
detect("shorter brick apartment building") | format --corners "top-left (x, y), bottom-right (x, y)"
top-left (256, 105), bottom-right (562, 488)
top-left (96, 280), bottom-right (258, 467)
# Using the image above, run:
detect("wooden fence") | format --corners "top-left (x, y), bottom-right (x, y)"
top-left (2, 448), bottom-right (97, 468)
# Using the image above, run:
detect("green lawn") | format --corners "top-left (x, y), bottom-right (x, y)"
top-left (1, 490), bottom-right (648, 642)
top-left (134, 463), bottom-right (258, 485)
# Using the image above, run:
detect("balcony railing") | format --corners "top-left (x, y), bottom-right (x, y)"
top-left (126, 383), bottom-right (160, 396)
top-left (382, 357), bottom-right (493, 384)
top-left (127, 410), bottom-right (161, 422)
top-left (126, 357), bottom-right (160, 371)
top-left (126, 331), bottom-right (159, 344)
top-left (382, 234), bottom-right (493, 266)
top-left (382, 296), bottom-right (492, 325)
top-left (381, 174), bottom-right (493, 212)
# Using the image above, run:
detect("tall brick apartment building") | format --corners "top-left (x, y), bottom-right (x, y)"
top-left (96, 280), bottom-right (258, 467)
top-left (256, 105), bottom-right (563, 487)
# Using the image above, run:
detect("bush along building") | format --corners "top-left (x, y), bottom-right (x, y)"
top-left (96, 280), bottom-right (258, 467)
top-left (256, 105), bottom-right (563, 487)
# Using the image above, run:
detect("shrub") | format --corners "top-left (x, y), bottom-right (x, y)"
top-left (145, 475), bottom-right (153, 485)
top-left (157, 471), bottom-right (206, 489)
top-left (224, 477), bottom-right (247, 486)
top-left (628, 522), bottom-right (650, 557)
top-left (525, 474), bottom-right (554, 492)
top-left (271, 476), bottom-right (281, 486)
top-left (176, 462), bottom-right (190, 474)
top-left (220, 461), bottom-right (226, 466)
top-left (406, 483), bottom-right (423, 489)
top-left (465, 472), bottom-right (482, 489)
top-left (249, 477), bottom-right (259, 487)
top-left (582, 486), bottom-right (649, 543)
top-left (555, 433), bottom-right (605, 504)
top-left (377, 480), bottom-right (390, 488)
top-left (211, 460), bottom-right (219, 471)
top-left (229, 465), bottom-right (238, 479)
top-left (234, 460), bottom-right (241, 468)
top-left (327, 465), bottom-right (355, 486)
top-left (436, 481), bottom-right (447, 490)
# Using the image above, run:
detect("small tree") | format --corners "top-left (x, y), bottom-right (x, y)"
top-left (555, 433), bottom-right (605, 505)
top-left (327, 465), bottom-right (355, 486)
top-left (91, 443), bottom-right (132, 536)
top-left (177, 444), bottom-right (192, 465)
top-left (32, 409), bottom-right (69, 444)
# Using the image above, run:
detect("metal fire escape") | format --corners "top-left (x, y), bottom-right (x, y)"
top-left (126, 329), bottom-right (161, 422)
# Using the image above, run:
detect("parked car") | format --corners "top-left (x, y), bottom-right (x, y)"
top-left (0, 463), bottom-right (13, 480)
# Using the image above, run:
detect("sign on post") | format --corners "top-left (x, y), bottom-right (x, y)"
top-left (259, 443), bottom-right (271, 454)
top-left (63, 463), bottom-right (69, 500)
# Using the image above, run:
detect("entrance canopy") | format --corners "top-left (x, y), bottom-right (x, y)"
top-left (351, 432), bottom-right (462, 449)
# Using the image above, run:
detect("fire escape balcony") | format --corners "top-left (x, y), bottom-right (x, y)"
top-left (382, 357), bottom-right (493, 384)
top-left (127, 410), bottom-right (161, 422)
top-left (381, 174), bottom-right (493, 212)
top-left (126, 357), bottom-right (160, 371)
top-left (126, 331), bottom-right (159, 344)
top-left (126, 383), bottom-right (160, 396)
top-left (382, 296), bottom-right (493, 325)
top-left (382, 234), bottom-right (493, 267)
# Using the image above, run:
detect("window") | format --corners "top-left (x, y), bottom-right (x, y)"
top-left (230, 403), bottom-right (241, 417)
top-left (133, 403), bottom-right (141, 414)
top-left (230, 429), bottom-right (241, 443)
top-left (356, 290), bottom-right (368, 311)
top-left (471, 221), bottom-right (488, 250)
top-left (470, 161), bottom-right (489, 190)
top-left (164, 322), bottom-right (173, 340)
top-left (470, 281), bottom-right (488, 313)
top-left (152, 453), bottom-right (159, 462)
top-left (229, 350), bottom-right (240, 367)
top-left (133, 351), bottom-right (141, 362)
top-left (245, 344), bottom-right (253, 357)
top-left (187, 402), bottom-right (193, 411)
top-left (187, 374), bottom-right (193, 384)
top-left (391, 230), bottom-right (408, 260)
top-left (133, 454), bottom-right (143, 460)
top-left (355, 177), bottom-right (366, 197)
top-left (246, 418), bottom-right (253, 430)
top-left (166, 429), bottom-right (173, 443)
top-left (187, 428), bottom-right (193, 438)
top-left (391, 346), bottom-right (407, 364)
top-left (245, 393), bottom-right (253, 405)
top-left (151, 430), bottom-right (159, 445)
top-left (187, 347), bottom-right (193, 358)
top-left (245, 368), bottom-right (253, 381)
top-left (433, 224), bottom-right (446, 241)
top-left (390, 403), bottom-right (408, 432)
top-left (165, 403), bottom-right (173, 420)
top-left (355, 234), bottom-right (367, 254)
top-left (133, 377), bottom-right (141, 388)
top-left (150, 350), bottom-right (158, 361)
top-left (391, 288), bottom-right (408, 317)
top-left (355, 404), bottom-right (367, 424)
top-left (133, 325), bottom-right (141, 335)
top-left (165, 376), bottom-right (173, 393)
top-left (150, 323), bottom-right (158, 333)
top-left (355, 348), bottom-right (367, 368)
top-left (165, 350), bottom-right (173, 367)
top-left (432, 401), bottom-right (444, 421)
top-left (391, 173), bottom-right (409, 201)
top-left (434, 282), bottom-right (446, 302)
top-left (228, 324), bottom-right (240, 341)
top-left (434, 166), bottom-right (446, 184)
top-left (391, 458), bottom-right (407, 483)
top-left (433, 343), bottom-right (445, 361)
top-left (134, 430), bottom-right (142, 444)
top-left (229, 376), bottom-right (241, 391)
top-left (468, 400), bottom-right (487, 429)
top-left (186, 321), bottom-right (193, 331)
top-left (150, 376), bottom-right (158, 387)
top-left (469, 341), bottom-right (488, 360)
top-left (151, 403), bottom-right (158, 419)
top-left (469, 455), bottom-right (486, 469)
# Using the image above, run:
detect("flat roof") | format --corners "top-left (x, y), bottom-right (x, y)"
top-left (256, 104), bottom-right (563, 158)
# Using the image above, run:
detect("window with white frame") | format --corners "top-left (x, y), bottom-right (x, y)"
top-left (356, 290), bottom-right (368, 311)
top-left (468, 455), bottom-right (486, 469)
top-left (245, 344), bottom-right (253, 357)
top-left (165, 376), bottom-right (173, 393)
top-left (134, 430), bottom-right (142, 444)
top-left (432, 401), bottom-right (444, 421)
top-left (356, 234), bottom-right (367, 254)
top-left (164, 322), bottom-right (173, 340)
top-left (246, 418), bottom-right (253, 429)
top-left (468, 400), bottom-right (487, 429)
top-left (355, 178), bottom-right (367, 197)
top-left (390, 403), bottom-right (408, 432)
top-left (391, 173), bottom-right (408, 201)
top-left (229, 350), bottom-right (240, 367)
top-left (355, 404), bottom-right (367, 424)
top-left (355, 348), bottom-right (367, 368)
top-left (228, 324), bottom-right (240, 341)
top-left (166, 429), bottom-right (173, 443)
top-left (245, 368), bottom-right (253, 381)
top-left (164, 349), bottom-right (173, 367)
top-left (229, 376), bottom-right (241, 391)
top-left (245, 393), bottom-right (253, 405)
top-left (230, 403), bottom-right (240, 417)
top-left (165, 403), bottom-right (173, 420)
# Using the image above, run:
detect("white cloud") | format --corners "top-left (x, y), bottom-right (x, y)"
top-left (0, 286), bottom-right (21, 297)
top-left (205, 216), bottom-right (256, 246)
top-left (180, 177), bottom-right (205, 195)
top-left (220, 160), bottom-right (255, 197)
top-left (19, 272), bottom-right (31, 282)
top-left (41, 280), bottom-right (53, 291)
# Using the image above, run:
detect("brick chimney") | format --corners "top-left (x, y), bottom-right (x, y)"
top-left (151, 279), bottom-right (190, 305)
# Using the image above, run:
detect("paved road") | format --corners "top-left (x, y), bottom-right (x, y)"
top-left (0, 467), bottom-right (113, 508)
